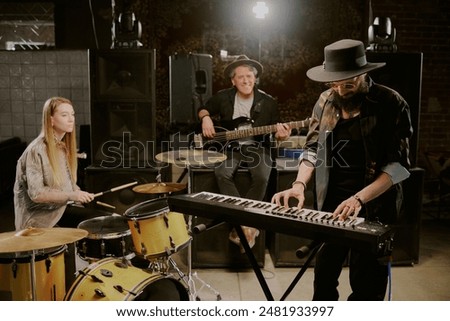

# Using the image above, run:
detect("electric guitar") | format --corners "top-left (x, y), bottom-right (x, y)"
top-left (193, 117), bottom-right (310, 150)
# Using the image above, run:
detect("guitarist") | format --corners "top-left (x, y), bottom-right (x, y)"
top-left (197, 55), bottom-right (291, 252)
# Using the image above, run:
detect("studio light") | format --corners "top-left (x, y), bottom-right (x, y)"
top-left (253, 1), bottom-right (269, 20)
top-left (367, 16), bottom-right (397, 52)
top-left (112, 0), bottom-right (142, 49)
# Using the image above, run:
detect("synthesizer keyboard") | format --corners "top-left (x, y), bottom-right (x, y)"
top-left (168, 191), bottom-right (394, 256)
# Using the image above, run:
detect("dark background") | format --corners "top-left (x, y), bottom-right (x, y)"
top-left (51, 0), bottom-right (450, 172)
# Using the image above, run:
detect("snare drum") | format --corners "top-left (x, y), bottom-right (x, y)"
top-left (64, 257), bottom-right (189, 301)
top-left (77, 216), bottom-right (134, 262)
top-left (124, 198), bottom-right (191, 258)
top-left (0, 246), bottom-right (66, 301)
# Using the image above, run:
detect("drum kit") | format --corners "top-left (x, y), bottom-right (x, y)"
top-left (0, 150), bottom-right (225, 301)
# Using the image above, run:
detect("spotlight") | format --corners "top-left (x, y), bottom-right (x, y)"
top-left (112, 0), bottom-right (142, 49)
top-left (367, 17), bottom-right (397, 52)
top-left (253, 1), bottom-right (269, 19)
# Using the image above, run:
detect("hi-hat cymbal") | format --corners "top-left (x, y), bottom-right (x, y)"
top-left (0, 227), bottom-right (88, 253)
top-left (133, 182), bottom-right (187, 194)
top-left (155, 150), bottom-right (227, 166)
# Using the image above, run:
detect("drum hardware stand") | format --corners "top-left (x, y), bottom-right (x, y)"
top-left (166, 251), bottom-right (221, 301)
top-left (170, 166), bottom-right (222, 301)
top-left (154, 150), bottom-right (225, 301)
top-left (146, 257), bottom-right (170, 274)
top-left (183, 165), bottom-right (221, 301)
top-left (29, 250), bottom-right (38, 300)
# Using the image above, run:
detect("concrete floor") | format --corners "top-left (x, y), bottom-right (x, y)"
top-left (1, 196), bottom-right (449, 301)
top-left (163, 216), bottom-right (450, 301)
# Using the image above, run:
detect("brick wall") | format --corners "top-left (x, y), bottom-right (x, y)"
top-left (370, 0), bottom-right (450, 173)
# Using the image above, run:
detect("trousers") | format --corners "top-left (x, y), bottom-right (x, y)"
top-left (214, 144), bottom-right (273, 201)
top-left (313, 242), bottom-right (388, 300)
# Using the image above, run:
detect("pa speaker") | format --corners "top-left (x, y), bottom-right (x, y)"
top-left (366, 52), bottom-right (423, 167)
top-left (90, 49), bottom-right (156, 167)
top-left (84, 166), bottom-right (169, 215)
top-left (169, 53), bottom-right (212, 126)
top-left (90, 49), bottom-right (156, 102)
top-left (90, 101), bottom-right (156, 167)
top-left (189, 167), bottom-right (265, 268)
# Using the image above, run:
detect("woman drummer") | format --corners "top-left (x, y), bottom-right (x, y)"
top-left (13, 97), bottom-right (105, 289)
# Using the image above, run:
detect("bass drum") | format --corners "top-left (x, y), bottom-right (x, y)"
top-left (0, 246), bottom-right (66, 301)
top-left (64, 257), bottom-right (189, 301)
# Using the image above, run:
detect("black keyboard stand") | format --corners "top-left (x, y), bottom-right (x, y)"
top-left (279, 242), bottom-right (323, 301)
top-left (234, 224), bottom-right (323, 301)
top-left (234, 224), bottom-right (274, 300)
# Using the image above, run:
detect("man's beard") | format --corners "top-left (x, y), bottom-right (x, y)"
top-left (333, 92), bottom-right (366, 113)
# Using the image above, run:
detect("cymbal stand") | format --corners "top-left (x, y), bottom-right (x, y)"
top-left (29, 250), bottom-right (37, 300)
top-left (173, 164), bottom-right (221, 301)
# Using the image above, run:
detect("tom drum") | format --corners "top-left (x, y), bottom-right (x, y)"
top-left (124, 198), bottom-right (191, 259)
top-left (76, 216), bottom-right (135, 262)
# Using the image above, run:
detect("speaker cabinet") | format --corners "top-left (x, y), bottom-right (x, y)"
top-left (392, 167), bottom-right (424, 265)
top-left (90, 101), bottom-right (157, 167)
top-left (189, 167), bottom-right (265, 268)
top-left (269, 164), bottom-right (317, 267)
top-left (366, 52), bottom-right (423, 167)
top-left (84, 166), bottom-right (169, 215)
top-left (90, 50), bottom-right (156, 167)
top-left (90, 49), bottom-right (156, 102)
top-left (169, 53), bottom-right (212, 126)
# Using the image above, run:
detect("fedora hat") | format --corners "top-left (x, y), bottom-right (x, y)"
top-left (224, 55), bottom-right (263, 78)
top-left (306, 39), bottom-right (385, 82)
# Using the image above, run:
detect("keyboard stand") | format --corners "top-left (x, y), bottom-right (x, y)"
top-left (279, 242), bottom-right (323, 301)
top-left (234, 224), bottom-right (323, 301)
top-left (233, 224), bottom-right (274, 300)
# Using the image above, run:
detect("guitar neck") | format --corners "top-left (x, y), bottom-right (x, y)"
top-left (224, 119), bottom-right (309, 141)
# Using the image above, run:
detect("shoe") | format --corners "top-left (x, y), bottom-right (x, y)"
top-left (228, 229), bottom-right (241, 246)
top-left (241, 227), bottom-right (260, 253)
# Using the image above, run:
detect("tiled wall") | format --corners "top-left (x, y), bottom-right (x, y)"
top-left (0, 50), bottom-right (90, 144)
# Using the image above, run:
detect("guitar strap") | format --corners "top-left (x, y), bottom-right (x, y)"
top-left (251, 100), bottom-right (262, 122)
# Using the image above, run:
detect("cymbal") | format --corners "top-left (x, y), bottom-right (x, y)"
top-left (155, 150), bottom-right (227, 167)
top-left (133, 182), bottom-right (186, 194)
top-left (0, 227), bottom-right (88, 253)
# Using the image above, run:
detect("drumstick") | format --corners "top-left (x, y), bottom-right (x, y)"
top-left (93, 181), bottom-right (138, 198)
top-left (96, 201), bottom-right (116, 209)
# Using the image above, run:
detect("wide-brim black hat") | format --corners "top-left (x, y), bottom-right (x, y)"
top-left (224, 55), bottom-right (263, 78)
top-left (306, 39), bottom-right (386, 82)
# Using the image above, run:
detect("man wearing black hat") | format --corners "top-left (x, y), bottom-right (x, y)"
top-left (272, 39), bottom-right (413, 300)
top-left (198, 55), bottom-right (290, 251)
